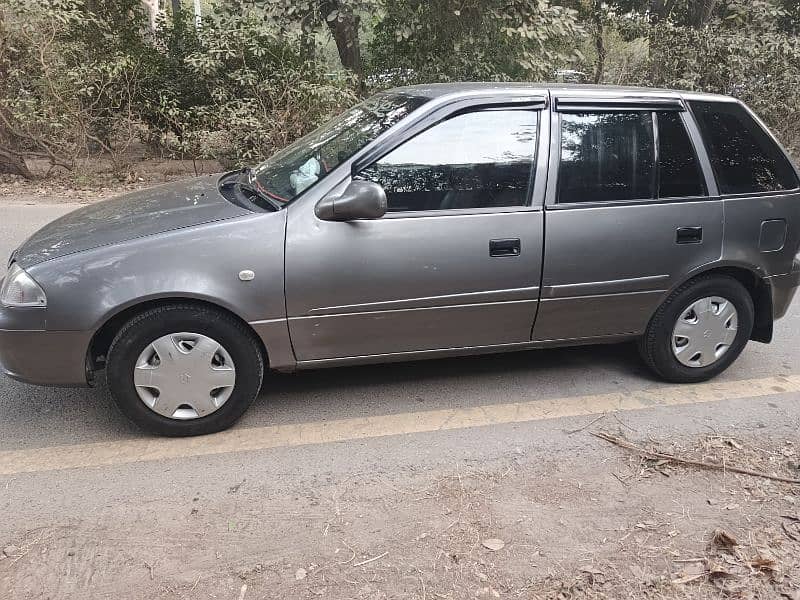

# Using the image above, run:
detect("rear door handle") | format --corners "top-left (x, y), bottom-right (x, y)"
top-left (490, 238), bottom-right (521, 257)
top-left (676, 226), bottom-right (703, 244)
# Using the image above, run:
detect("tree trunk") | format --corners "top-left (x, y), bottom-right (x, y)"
top-left (0, 14), bottom-right (32, 178)
top-left (300, 10), bottom-right (318, 61)
top-left (0, 113), bottom-right (33, 179)
top-left (321, 1), bottom-right (363, 88)
top-left (592, 0), bottom-right (605, 84)
top-left (193, 0), bottom-right (201, 28)
top-left (688, 0), bottom-right (719, 28)
top-left (0, 146), bottom-right (32, 178)
top-left (650, 0), bottom-right (680, 23)
top-left (141, 0), bottom-right (159, 32)
top-left (171, 0), bottom-right (181, 17)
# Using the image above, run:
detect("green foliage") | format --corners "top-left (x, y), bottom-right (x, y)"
top-left (145, 11), bottom-right (358, 165)
top-left (643, 0), bottom-right (800, 154)
top-left (0, 0), bottom-right (147, 169)
top-left (367, 0), bottom-right (583, 84)
top-left (1, 0), bottom-right (800, 177)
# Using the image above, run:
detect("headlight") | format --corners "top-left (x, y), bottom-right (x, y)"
top-left (0, 264), bottom-right (47, 308)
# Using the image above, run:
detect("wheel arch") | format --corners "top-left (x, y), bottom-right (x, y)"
top-left (663, 263), bottom-right (772, 343)
top-left (87, 297), bottom-right (270, 378)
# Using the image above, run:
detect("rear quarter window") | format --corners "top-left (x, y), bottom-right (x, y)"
top-left (656, 111), bottom-right (706, 198)
top-left (689, 100), bottom-right (799, 195)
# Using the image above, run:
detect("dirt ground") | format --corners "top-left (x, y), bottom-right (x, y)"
top-left (0, 156), bottom-right (224, 205)
top-left (2, 430), bottom-right (799, 599)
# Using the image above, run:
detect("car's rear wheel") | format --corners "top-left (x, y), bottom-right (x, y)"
top-left (639, 275), bottom-right (754, 383)
top-left (106, 304), bottom-right (264, 436)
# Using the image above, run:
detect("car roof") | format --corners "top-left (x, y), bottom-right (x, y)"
top-left (388, 82), bottom-right (735, 103)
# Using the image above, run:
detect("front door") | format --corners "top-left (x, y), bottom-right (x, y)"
top-left (533, 98), bottom-right (724, 341)
top-left (285, 106), bottom-right (547, 362)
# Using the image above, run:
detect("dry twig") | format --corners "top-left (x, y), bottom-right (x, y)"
top-left (353, 552), bottom-right (388, 568)
top-left (565, 413), bottom-right (607, 435)
top-left (591, 432), bottom-right (800, 485)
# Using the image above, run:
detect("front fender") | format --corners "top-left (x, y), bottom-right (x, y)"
top-left (27, 211), bottom-right (287, 333)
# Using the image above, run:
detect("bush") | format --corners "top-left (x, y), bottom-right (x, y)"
top-left (366, 0), bottom-right (583, 86)
top-left (145, 12), bottom-right (358, 166)
top-left (1, 0), bottom-right (799, 179)
top-left (1, 0), bottom-right (358, 176)
top-left (0, 0), bottom-right (147, 173)
top-left (643, 0), bottom-right (800, 155)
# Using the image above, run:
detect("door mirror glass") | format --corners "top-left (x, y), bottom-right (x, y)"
top-left (315, 180), bottom-right (387, 221)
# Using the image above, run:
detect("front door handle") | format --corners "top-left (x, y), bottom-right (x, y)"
top-left (490, 238), bottom-right (521, 257)
top-left (676, 226), bottom-right (703, 244)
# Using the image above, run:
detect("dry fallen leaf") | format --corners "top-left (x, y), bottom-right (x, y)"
top-left (706, 559), bottom-right (735, 577)
top-left (750, 556), bottom-right (777, 572)
top-left (481, 538), bottom-right (505, 551)
top-left (672, 572), bottom-right (706, 585)
top-left (672, 561), bottom-right (706, 585)
top-left (712, 529), bottom-right (739, 549)
top-left (295, 568), bottom-right (307, 580)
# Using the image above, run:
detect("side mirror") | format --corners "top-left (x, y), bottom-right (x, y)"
top-left (315, 180), bottom-right (387, 221)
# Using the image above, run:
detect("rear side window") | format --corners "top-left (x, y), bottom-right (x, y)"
top-left (656, 112), bottom-right (706, 198)
top-left (690, 100), bottom-right (799, 194)
top-left (558, 112), bottom-right (655, 203)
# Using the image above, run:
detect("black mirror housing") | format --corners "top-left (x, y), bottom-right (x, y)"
top-left (315, 180), bottom-right (387, 221)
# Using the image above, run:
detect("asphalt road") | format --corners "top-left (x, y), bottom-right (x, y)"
top-left (0, 201), bottom-right (798, 598)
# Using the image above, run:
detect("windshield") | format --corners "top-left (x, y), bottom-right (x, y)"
top-left (250, 93), bottom-right (429, 204)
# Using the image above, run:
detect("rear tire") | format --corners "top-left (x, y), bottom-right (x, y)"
top-left (106, 304), bottom-right (264, 436)
top-left (639, 275), bottom-right (754, 383)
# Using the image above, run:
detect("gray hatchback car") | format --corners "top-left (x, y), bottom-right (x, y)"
top-left (1, 84), bottom-right (799, 436)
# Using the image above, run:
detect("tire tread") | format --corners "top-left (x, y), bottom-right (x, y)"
top-left (639, 275), bottom-right (753, 383)
top-left (107, 303), bottom-right (264, 436)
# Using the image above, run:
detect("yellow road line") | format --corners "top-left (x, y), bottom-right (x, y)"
top-left (1, 375), bottom-right (799, 476)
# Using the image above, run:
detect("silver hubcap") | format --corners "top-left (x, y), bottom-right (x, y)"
top-left (671, 296), bottom-right (738, 368)
top-left (134, 333), bottom-right (236, 420)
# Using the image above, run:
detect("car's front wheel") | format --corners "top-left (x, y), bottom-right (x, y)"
top-left (639, 275), bottom-right (754, 383)
top-left (106, 304), bottom-right (264, 436)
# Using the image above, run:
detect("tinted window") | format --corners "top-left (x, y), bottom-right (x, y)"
top-left (690, 100), bottom-right (799, 194)
top-left (358, 110), bottom-right (538, 212)
top-left (558, 112), bottom-right (654, 203)
top-left (657, 111), bottom-right (706, 198)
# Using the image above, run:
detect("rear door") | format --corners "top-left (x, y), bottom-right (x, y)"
top-left (533, 95), bottom-right (724, 342)
top-left (285, 101), bottom-right (549, 362)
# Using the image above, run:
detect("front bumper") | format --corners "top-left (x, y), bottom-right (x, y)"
top-left (769, 258), bottom-right (800, 321)
top-left (0, 307), bottom-right (92, 387)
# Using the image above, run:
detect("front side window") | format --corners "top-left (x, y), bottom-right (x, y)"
top-left (656, 111), bottom-right (706, 198)
top-left (689, 100), bottom-right (799, 195)
top-left (558, 112), bottom-right (655, 203)
top-left (252, 93), bottom-right (429, 203)
top-left (357, 109), bottom-right (539, 212)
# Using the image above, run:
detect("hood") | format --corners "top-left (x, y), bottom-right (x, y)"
top-left (12, 175), bottom-right (251, 267)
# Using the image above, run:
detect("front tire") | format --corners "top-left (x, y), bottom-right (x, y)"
top-left (106, 304), bottom-right (264, 436)
top-left (639, 275), bottom-right (754, 383)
